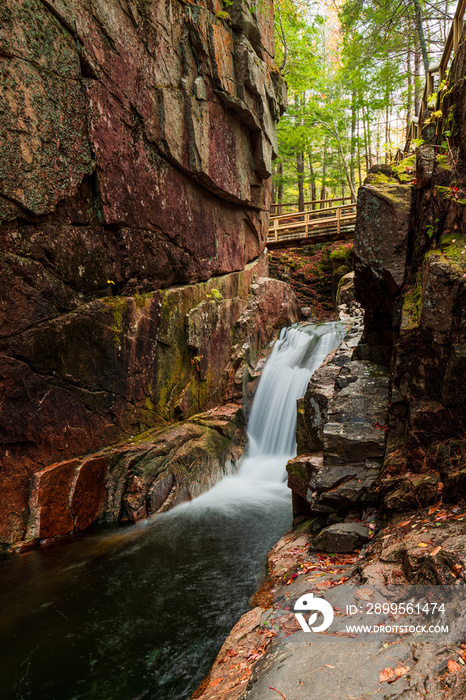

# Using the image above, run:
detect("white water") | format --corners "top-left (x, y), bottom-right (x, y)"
top-left (174, 322), bottom-right (345, 512)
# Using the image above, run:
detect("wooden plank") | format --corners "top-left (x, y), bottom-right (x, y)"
top-left (269, 203), bottom-right (356, 223)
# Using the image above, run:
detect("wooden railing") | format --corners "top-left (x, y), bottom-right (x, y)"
top-left (398, 0), bottom-right (466, 159)
top-left (270, 196), bottom-right (354, 216)
top-left (268, 202), bottom-right (357, 247)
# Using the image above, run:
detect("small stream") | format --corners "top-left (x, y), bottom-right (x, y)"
top-left (0, 322), bottom-right (344, 700)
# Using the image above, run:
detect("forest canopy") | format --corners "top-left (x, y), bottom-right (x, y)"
top-left (272, 0), bottom-right (453, 206)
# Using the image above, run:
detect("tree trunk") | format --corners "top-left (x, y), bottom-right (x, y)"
top-left (365, 109), bottom-right (373, 169)
top-left (362, 105), bottom-right (369, 172)
top-left (407, 45), bottom-right (413, 131)
top-left (277, 161), bottom-right (283, 215)
top-left (297, 151), bottom-right (305, 212)
top-left (331, 120), bottom-right (357, 202)
top-left (357, 109), bottom-right (362, 187)
top-left (414, 41), bottom-right (421, 116)
top-left (350, 89), bottom-right (356, 185)
top-left (413, 0), bottom-right (429, 73)
top-left (320, 142), bottom-right (327, 208)
top-left (308, 149), bottom-right (317, 209)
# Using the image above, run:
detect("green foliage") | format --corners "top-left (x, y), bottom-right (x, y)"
top-left (207, 288), bottom-right (224, 301)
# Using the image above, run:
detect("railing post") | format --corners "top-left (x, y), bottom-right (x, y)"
top-left (427, 72), bottom-right (434, 98)
top-left (274, 217), bottom-right (278, 242)
top-left (336, 207), bottom-right (341, 237)
top-left (305, 212), bottom-right (309, 237)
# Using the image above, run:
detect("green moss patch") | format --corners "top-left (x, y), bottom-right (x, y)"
top-left (392, 154), bottom-right (416, 183)
top-left (439, 234), bottom-right (466, 271)
top-left (401, 272), bottom-right (423, 330)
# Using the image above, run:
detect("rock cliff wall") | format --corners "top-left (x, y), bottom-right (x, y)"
top-left (0, 0), bottom-right (290, 546)
top-left (353, 35), bottom-right (466, 516)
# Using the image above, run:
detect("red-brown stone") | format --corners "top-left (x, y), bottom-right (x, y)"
top-left (28, 460), bottom-right (79, 539)
top-left (71, 456), bottom-right (108, 532)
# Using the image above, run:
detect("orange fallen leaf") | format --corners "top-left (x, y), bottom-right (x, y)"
top-left (430, 546), bottom-right (442, 557)
top-left (448, 659), bottom-right (462, 673)
top-left (428, 505), bottom-right (439, 515)
top-left (395, 666), bottom-right (410, 677)
top-left (380, 667), bottom-right (396, 683)
top-left (418, 543), bottom-right (429, 548)
top-left (398, 520), bottom-right (411, 527)
top-left (209, 677), bottom-right (224, 687)
top-left (356, 587), bottom-right (374, 601)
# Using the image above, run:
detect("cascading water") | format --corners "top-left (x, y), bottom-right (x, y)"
top-left (0, 322), bottom-right (344, 700)
top-left (182, 321), bottom-right (344, 509)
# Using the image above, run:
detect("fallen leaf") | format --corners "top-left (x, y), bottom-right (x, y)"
top-left (395, 666), bottom-right (410, 677)
top-left (430, 546), bottom-right (442, 557)
top-left (355, 587), bottom-right (374, 601)
top-left (209, 677), bottom-right (224, 687)
top-left (448, 659), bottom-right (462, 673)
top-left (324, 664), bottom-right (336, 668)
top-left (398, 520), bottom-right (411, 527)
top-left (380, 667), bottom-right (396, 683)
top-left (225, 649), bottom-right (238, 657)
top-left (417, 543), bottom-right (429, 548)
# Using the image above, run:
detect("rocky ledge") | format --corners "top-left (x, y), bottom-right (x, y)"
top-left (287, 276), bottom-right (389, 539)
top-left (9, 404), bottom-right (245, 554)
top-left (192, 515), bottom-right (466, 700)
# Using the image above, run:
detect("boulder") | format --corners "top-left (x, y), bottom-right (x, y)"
top-left (416, 144), bottom-right (436, 189)
top-left (313, 522), bottom-right (370, 553)
top-left (21, 404), bottom-right (246, 546)
top-left (336, 271), bottom-right (356, 307)
top-left (354, 183), bottom-right (412, 310)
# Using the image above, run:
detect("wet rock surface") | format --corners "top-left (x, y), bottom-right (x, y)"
top-left (0, 253), bottom-right (299, 547)
top-left (288, 301), bottom-right (389, 534)
top-left (194, 520), bottom-right (466, 700)
top-left (9, 404), bottom-right (246, 552)
top-left (313, 522), bottom-right (369, 553)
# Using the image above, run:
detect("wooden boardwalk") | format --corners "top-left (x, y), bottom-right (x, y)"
top-left (268, 199), bottom-right (357, 249)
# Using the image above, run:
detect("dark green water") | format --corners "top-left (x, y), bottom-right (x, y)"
top-left (0, 489), bottom-right (291, 700)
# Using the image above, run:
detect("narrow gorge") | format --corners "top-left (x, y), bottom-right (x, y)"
top-left (1, 1), bottom-right (466, 699)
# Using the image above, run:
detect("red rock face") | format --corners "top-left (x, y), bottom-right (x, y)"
top-left (27, 460), bottom-right (80, 539)
top-left (0, 0), bottom-right (286, 546)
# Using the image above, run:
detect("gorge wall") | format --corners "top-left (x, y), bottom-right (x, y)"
top-left (0, 0), bottom-right (293, 547)
top-left (286, 32), bottom-right (466, 565)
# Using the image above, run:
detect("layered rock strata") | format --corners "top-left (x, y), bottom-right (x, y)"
top-left (287, 292), bottom-right (390, 530)
top-left (0, 0), bottom-right (288, 546)
top-left (1, 261), bottom-right (299, 548)
top-left (10, 404), bottom-right (244, 552)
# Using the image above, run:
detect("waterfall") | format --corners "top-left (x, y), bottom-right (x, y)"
top-left (247, 322), bottom-right (345, 460)
top-left (180, 322), bottom-right (345, 510)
